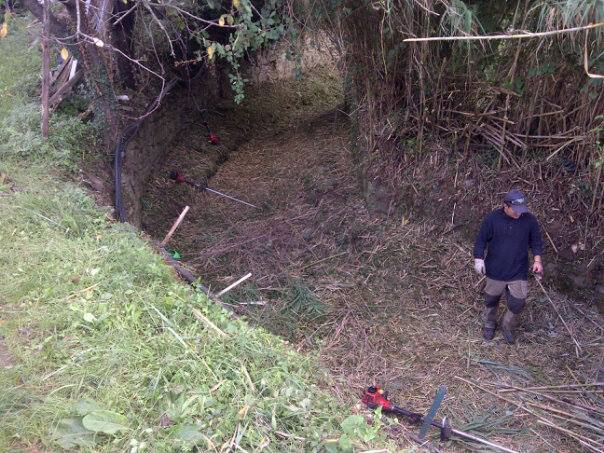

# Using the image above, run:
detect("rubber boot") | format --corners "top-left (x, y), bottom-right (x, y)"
top-left (482, 294), bottom-right (500, 341)
top-left (500, 310), bottom-right (517, 344)
top-left (482, 306), bottom-right (498, 340)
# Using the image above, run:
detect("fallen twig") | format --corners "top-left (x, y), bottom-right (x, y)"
top-left (456, 377), bottom-right (604, 453)
top-left (299, 252), bottom-right (348, 271)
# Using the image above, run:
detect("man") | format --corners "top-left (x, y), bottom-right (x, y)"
top-left (473, 189), bottom-right (544, 344)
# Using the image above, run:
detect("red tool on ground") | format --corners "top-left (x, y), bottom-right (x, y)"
top-left (362, 386), bottom-right (519, 453)
top-left (362, 386), bottom-right (424, 424)
top-left (202, 121), bottom-right (220, 145)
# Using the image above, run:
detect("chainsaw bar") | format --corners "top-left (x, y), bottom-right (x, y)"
top-left (419, 384), bottom-right (447, 440)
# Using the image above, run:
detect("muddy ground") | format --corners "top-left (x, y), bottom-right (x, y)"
top-left (141, 76), bottom-right (603, 451)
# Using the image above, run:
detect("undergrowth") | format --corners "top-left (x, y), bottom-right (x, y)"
top-left (0, 17), bottom-right (95, 171)
top-left (0, 17), bottom-right (389, 453)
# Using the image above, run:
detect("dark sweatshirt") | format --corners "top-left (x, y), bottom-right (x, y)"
top-left (473, 208), bottom-right (544, 281)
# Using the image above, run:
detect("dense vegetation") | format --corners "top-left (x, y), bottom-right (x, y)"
top-left (302, 0), bottom-right (603, 218)
top-left (6, 0), bottom-right (602, 223)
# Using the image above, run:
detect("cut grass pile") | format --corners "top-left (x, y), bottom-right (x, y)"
top-left (0, 17), bottom-right (390, 453)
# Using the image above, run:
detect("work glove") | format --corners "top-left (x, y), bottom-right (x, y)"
top-left (474, 258), bottom-right (485, 276)
top-left (532, 259), bottom-right (543, 280)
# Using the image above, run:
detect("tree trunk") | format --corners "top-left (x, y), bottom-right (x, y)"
top-left (41, 0), bottom-right (50, 137)
top-left (21, 0), bottom-right (70, 38)
top-left (22, 0), bottom-right (121, 153)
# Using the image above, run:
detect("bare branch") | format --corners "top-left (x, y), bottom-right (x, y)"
top-left (21, 0), bottom-right (70, 38)
top-left (584, 31), bottom-right (604, 80)
top-left (404, 22), bottom-right (604, 42)
top-left (143, 1), bottom-right (176, 57)
top-left (75, 0), bottom-right (81, 37)
top-left (113, 3), bottom-right (139, 26)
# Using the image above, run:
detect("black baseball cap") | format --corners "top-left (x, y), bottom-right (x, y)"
top-left (504, 189), bottom-right (529, 215)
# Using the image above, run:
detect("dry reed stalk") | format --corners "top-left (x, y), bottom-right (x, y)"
top-left (501, 383), bottom-right (604, 391)
top-left (404, 22), bottom-right (604, 42)
top-left (535, 278), bottom-right (582, 357)
top-left (525, 401), bottom-right (604, 433)
top-left (456, 377), bottom-right (604, 453)
top-left (501, 385), bottom-right (604, 416)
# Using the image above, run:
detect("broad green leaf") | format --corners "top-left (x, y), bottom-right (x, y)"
top-left (173, 424), bottom-right (204, 442)
top-left (83, 312), bottom-right (97, 323)
top-left (53, 417), bottom-right (96, 449)
top-left (82, 410), bottom-right (128, 435)
top-left (340, 414), bottom-right (365, 436)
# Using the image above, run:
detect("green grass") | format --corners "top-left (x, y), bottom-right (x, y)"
top-left (0, 17), bottom-right (389, 453)
top-left (0, 176), bottom-right (358, 451)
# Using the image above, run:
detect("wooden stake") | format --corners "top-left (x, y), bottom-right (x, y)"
top-left (216, 273), bottom-right (252, 297)
top-left (41, 0), bottom-right (50, 137)
top-left (160, 205), bottom-right (189, 246)
top-left (543, 227), bottom-right (559, 255)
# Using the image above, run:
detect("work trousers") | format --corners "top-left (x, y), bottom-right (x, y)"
top-left (484, 278), bottom-right (527, 314)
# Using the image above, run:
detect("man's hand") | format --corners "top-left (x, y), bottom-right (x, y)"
top-left (474, 258), bottom-right (486, 275)
top-left (533, 256), bottom-right (543, 276)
